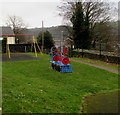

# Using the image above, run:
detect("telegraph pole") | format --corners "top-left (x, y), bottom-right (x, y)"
top-left (61, 31), bottom-right (63, 52)
top-left (42, 21), bottom-right (44, 52)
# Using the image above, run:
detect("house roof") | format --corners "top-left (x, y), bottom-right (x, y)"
top-left (0, 26), bottom-right (14, 36)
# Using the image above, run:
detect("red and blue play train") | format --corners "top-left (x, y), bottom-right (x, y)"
top-left (50, 46), bottom-right (73, 73)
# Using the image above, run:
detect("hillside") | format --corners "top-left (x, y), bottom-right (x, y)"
top-left (23, 22), bottom-right (118, 47)
top-left (25, 25), bottom-right (70, 42)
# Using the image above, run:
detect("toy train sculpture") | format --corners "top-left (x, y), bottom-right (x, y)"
top-left (50, 46), bottom-right (73, 73)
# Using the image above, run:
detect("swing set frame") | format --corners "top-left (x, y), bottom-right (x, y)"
top-left (0, 34), bottom-right (42, 58)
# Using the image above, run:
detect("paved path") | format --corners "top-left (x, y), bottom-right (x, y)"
top-left (1, 53), bottom-right (43, 62)
top-left (70, 59), bottom-right (119, 74)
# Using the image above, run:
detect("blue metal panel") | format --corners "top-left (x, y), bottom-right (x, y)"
top-left (50, 61), bottom-right (73, 73)
top-left (60, 65), bottom-right (73, 73)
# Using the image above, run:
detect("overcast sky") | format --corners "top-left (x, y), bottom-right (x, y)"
top-left (1, 1), bottom-right (63, 28)
top-left (0, 0), bottom-right (119, 28)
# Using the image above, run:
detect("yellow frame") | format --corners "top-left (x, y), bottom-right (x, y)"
top-left (5, 35), bottom-right (42, 58)
top-left (6, 36), bottom-right (11, 58)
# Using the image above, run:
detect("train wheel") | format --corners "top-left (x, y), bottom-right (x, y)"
top-left (55, 65), bottom-right (58, 71)
top-left (57, 66), bottom-right (61, 72)
top-left (52, 63), bottom-right (55, 69)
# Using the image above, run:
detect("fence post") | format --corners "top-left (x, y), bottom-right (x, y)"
top-left (99, 39), bottom-right (102, 58)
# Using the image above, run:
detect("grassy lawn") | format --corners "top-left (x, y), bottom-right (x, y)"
top-left (81, 91), bottom-right (119, 113)
top-left (2, 53), bottom-right (119, 113)
top-left (72, 57), bottom-right (118, 70)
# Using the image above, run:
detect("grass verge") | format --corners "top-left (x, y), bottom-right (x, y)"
top-left (72, 57), bottom-right (118, 70)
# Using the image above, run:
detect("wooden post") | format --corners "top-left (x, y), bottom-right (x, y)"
top-left (35, 40), bottom-right (42, 55)
top-left (25, 45), bottom-right (27, 53)
top-left (32, 35), bottom-right (37, 57)
top-left (6, 36), bottom-right (11, 58)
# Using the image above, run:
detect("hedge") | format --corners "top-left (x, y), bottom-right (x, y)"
top-left (72, 51), bottom-right (120, 64)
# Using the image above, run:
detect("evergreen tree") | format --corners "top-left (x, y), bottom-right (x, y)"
top-left (37, 31), bottom-right (54, 49)
top-left (58, 1), bottom-right (112, 49)
top-left (2, 38), bottom-right (7, 53)
top-left (71, 2), bottom-right (92, 49)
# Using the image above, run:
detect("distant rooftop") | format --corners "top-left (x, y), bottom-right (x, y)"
top-left (0, 26), bottom-right (14, 35)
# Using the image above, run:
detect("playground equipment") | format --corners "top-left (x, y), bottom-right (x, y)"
top-left (50, 46), bottom-right (73, 73)
top-left (0, 34), bottom-right (42, 58)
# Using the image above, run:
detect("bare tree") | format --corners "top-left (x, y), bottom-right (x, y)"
top-left (58, 0), bottom-right (116, 50)
top-left (6, 15), bottom-right (27, 34)
top-left (58, 0), bottom-right (111, 28)
top-left (6, 15), bottom-right (28, 43)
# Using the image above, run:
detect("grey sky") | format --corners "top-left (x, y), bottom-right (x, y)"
top-left (0, 0), bottom-right (119, 28)
top-left (1, 1), bottom-right (63, 28)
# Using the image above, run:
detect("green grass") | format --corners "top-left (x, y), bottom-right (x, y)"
top-left (2, 53), bottom-right (119, 113)
top-left (72, 57), bottom-right (118, 70)
top-left (82, 91), bottom-right (119, 113)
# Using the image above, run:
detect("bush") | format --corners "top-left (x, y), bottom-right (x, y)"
top-left (2, 38), bottom-right (7, 53)
top-left (72, 51), bottom-right (120, 64)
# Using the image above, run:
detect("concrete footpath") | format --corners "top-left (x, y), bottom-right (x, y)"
top-left (70, 59), bottom-right (119, 74)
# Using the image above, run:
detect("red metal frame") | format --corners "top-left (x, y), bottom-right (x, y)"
top-left (0, 34), bottom-right (34, 37)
